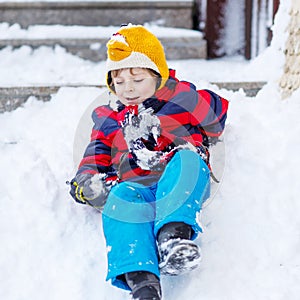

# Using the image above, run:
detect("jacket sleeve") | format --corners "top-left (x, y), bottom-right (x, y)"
top-left (157, 82), bottom-right (229, 141)
top-left (191, 89), bottom-right (229, 138)
top-left (76, 107), bottom-right (118, 180)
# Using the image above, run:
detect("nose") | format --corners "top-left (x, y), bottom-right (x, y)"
top-left (125, 80), bottom-right (134, 92)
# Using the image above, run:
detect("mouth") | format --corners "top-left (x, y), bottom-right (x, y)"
top-left (126, 97), bottom-right (140, 103)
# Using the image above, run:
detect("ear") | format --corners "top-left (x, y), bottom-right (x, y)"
top-left (106, 71), bottom-right (116, 93)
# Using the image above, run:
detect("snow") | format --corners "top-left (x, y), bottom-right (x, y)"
top-left (0, 23), bottom-right (202, 40)
top-left (223, 0), bottom-right (245, 56)
top-left (1, 1), bottom-right (300, 299)
top-left (0, 46), bottom-right (283, 87)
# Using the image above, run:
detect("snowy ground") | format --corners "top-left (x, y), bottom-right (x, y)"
top-left (1, 2), bottom-right (300, 300)
top-left (0, 43), bottom-right (281, 87)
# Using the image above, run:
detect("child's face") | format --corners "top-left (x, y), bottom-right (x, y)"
top-left (112, 68), bottom-right (158, 106)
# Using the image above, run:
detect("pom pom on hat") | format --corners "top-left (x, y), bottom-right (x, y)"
top-left (106, 24), bottom-right (169, 91)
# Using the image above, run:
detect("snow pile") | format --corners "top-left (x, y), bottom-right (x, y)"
top-left (195, 85), bottom-right (300, 300)
top-left (0, 46), bottom-right (284, 87)
top-left (0, 88), bottom-right (124, 299)
top-left (1, 81), bottom-right (300, 300)
top-left (1, 1), bottom-right (300, 299)
top-left (0, 45), bottom-right (106, 87)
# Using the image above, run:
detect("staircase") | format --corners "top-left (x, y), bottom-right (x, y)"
top-left (0, 1), bottom-right (265, 112)
top-left (0, 0), bottom-right (195, 28)
top-left (0, 25), bottom-right (206, 61)
top-left (0, 0), bottom-right (206, 61)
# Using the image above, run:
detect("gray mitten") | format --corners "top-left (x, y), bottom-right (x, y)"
top-left (70, 173), bottom-right (115, 209)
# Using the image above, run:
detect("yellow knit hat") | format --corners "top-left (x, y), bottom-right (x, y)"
top-left (106, 24), bottom-right (169, 91)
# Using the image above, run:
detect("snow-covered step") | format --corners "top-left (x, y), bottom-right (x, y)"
top-left (0, 0), bottom-right (194, 29)
top-left (0, 82), bottom-right (267, 113)
top-left (0, 24), bottom-right (207, 61)
top-left (0, 36), bottom-right (207, 61)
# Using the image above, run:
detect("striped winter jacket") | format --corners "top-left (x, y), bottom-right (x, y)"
top-left (76, 69), bottom-right (229, 184)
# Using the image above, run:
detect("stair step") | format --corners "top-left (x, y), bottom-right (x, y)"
top-left (0, 0), bottom-right (194, 28)
top-left (0, 24), bottom-right (207, 61)
top-left (0, 82), bottom-right (267, 113)
top-left (0, 36), bottom-right (207, 61)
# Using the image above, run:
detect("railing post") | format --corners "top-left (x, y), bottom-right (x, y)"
top-left (205, 0), bottom-right (227, 58)
top-left (245, 0), bottom-right (253, 60)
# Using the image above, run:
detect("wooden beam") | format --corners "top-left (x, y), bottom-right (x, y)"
top-left (273, 0), bottom-right (280, 18)
top-left (205, 0), bottom-right (227, 58)
top-left (245, 0), bottom-right (253, 60)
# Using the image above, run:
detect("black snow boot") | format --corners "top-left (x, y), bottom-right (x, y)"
top-left (125, 271), bottom-right (162, 300)
top-left (157, 222), bottom-right (192, 244)
top-left (157, 222), bottom-right (201, 276)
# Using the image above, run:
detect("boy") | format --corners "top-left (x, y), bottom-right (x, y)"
top-left (69, 24), bottom-right (228, 300)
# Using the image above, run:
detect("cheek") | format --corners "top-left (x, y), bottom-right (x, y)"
top-left (114, 85), bottom-right (124, 96)
top-left (141, 80), bottom-right (157, 95)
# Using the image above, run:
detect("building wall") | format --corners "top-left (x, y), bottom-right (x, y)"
top-left (280, 0), bottom-right (300, 98)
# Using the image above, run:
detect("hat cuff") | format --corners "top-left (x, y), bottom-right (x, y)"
top-left (106, 52), bottom-right (160, 74)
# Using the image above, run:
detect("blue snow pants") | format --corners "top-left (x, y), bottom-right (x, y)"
top-left (101, 150), bottom-right (210, 290)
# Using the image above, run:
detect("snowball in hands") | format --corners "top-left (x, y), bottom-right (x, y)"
top-left (123, 109), bottom-right (164, 170)
top-left (123, 108), bottom-right (161, 142)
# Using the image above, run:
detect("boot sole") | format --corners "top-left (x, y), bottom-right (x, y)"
top-left (159, 240), bottom-right (201, 276)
